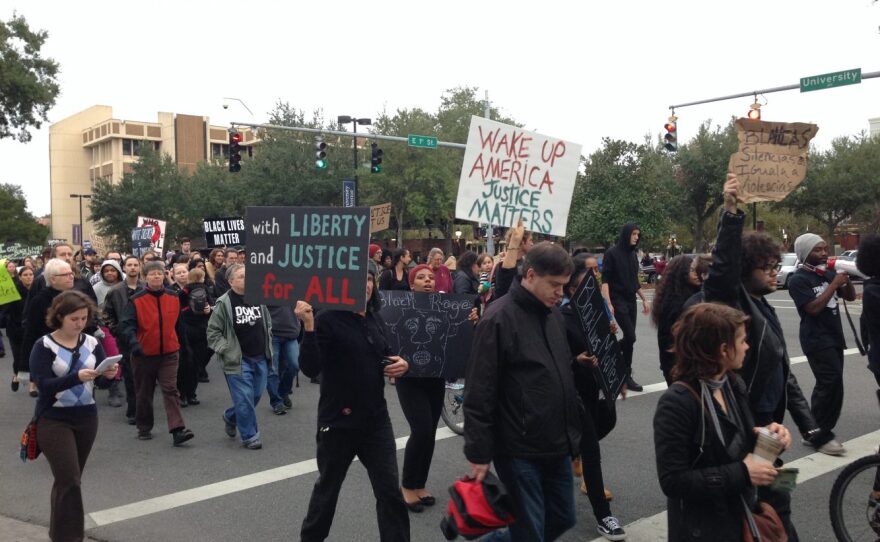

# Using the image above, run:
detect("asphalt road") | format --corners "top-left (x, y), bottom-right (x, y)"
top-left (0, 289), bottom-right (876, 542)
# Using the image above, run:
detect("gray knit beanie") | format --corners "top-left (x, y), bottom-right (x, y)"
top-left (794, 233), bottom-right (824, 263)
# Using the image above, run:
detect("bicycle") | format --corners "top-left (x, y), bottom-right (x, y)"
top-left (441, 379), bottom-right (465, 435)
top-left (829, 446), bottom-right (880, 541)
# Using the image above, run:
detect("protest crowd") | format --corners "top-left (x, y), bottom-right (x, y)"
top-left (1, 172), bottom-right (879, 542)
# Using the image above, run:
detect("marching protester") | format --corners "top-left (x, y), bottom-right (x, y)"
top-left (30, 290), bottom-right (118, 542)
top-left (788, 233), bottom-right (856, 454)
top-left (22, 259), bottom-right (79, 397)
top-left (427, 248), bottom-right (453, 293)
top-left (452, 250), bottom-right (480, 297)
top-left (651, 254), bottom-right (711, 384)
top-left (118, 260), bottom-right (194, 446)
top-left (92, 259), bottom-right (123, 307)
top-left (77, 248), bottom-right (98, 281)
top-left (696, 173), bottom-right (823, 540)
top-left (207, 263), bottom-right (273, 449)
top-left (170, 263), bottom-right (199, 407)
top-left (379, 248), bottom-right (412, 291)
top-left (89, 250), bottom-right (122, 286)
top-left (26, 243), bottom-right (97, 308)
top-left (464, 242), bottom-right (581, 542)
top-left (560, 265), bottom-right (626, 541)
top-left (857, 234), bottom-right (880, 394)
top-left (103, 256), bottom-right (144, 424)
top-left (296, 270), bottom-right (411, 541)
top-left (212, 248), bottom-right (239, 296)
top-left (397, 263), bottom-right (478, 512)
top-left (266, 304), bottom-right (301, 414)
top-left (8, 266), bottom-right (34, 391)
top-left (653, 302), bottom-right (791, 541)
top-left (205, 248), bottom-right (225, 284)
top-left (476, 253), bottom-right (495, 304)
top-left (181, 266), bottom-right (214, 390)
top-left (368, 243), bottom-right (383, 277)
top-left (602, 223), bottom-right (650, 392)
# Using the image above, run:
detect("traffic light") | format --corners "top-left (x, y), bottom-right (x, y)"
top-left (747, 102), bottom-right (761, 120)
top-left (315, 139), bottom-right (328, 169)
top-left (370, 142), bottom-right (383, 173)
top-left (229, 131), bottom-right (243, 172)
top-left (663, 118), bottom-right (677, 152)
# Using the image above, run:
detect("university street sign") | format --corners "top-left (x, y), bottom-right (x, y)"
top-left (800, 68), bottom-right (861, 93)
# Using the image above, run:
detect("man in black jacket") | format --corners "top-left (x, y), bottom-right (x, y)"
top-left (602, 223), bottom-right (650, 391)
top-left (464, 242), bottom-right (581, 542)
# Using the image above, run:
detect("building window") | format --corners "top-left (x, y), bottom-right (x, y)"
top-left (122, 139), bottom-right (132, 156)
top-left (211, 143), bottom-right (229, 160)
top-left (154, 141), bottom-right (161, 152)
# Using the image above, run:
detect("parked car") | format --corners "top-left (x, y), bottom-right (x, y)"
top-left (640, 263), bottom-right (656, 284)
top-left (776, 252), bottom-right (799, 289)
top-left (838, 250), bottom-right (858, 261)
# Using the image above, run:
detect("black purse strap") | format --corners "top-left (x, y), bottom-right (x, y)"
top-left (842, 300), bottom-right (866, 356)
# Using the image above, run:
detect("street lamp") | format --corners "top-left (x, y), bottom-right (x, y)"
top-left (337, 115), bottom-right (372, 206)
top-left (455, 230), bottom-right (463, 256)
top-left (69, 193), bottom-right (91, 248)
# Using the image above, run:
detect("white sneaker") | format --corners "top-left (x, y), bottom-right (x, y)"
top-left (597, 516), bottom-right (627, 541)
top-left (817, 439), bottom-right (846, 456)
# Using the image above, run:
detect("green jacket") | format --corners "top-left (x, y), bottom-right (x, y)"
top-left (206, 292), bottom-right (273, 375)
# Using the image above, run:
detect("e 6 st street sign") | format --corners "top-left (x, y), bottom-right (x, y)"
top-left (800, 68), bottom-right (861, 93)
top-left (407, 134), bottom-right (437, 149)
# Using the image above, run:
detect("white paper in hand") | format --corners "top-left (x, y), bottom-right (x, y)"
top-left (95, 354), bottom-right (122, 374)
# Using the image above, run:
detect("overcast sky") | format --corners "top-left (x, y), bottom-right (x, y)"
top-left (3, 0), bottom-right (879, 217)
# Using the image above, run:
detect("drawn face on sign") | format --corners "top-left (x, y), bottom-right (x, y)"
top-left (396, 308), bottom-right (452, 370)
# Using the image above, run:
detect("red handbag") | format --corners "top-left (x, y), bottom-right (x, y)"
top-left (19, 418), bottom-right (41, 462)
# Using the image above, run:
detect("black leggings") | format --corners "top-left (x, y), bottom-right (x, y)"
top-left (395, 377), bottom-right (445, 490)
top-left (575, 373), bottom-right (613, 521)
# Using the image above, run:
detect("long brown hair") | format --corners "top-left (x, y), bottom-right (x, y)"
top-left (670, 303), bottom-right (749, 382)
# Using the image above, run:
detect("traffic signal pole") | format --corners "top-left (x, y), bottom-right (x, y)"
top-left (230, 121), bottom-right (468, 150)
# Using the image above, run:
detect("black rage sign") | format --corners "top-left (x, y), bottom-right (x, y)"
top-left (571, 269), bottom-right (626, 400)
top-left (203, 217), bottom-right (246, 248)
top-left (378, 290), bottom-right (475, 379)
top-left (245, 206), bottom-right (370, 312)
top-left (131, 226), bottom-right (154, 259)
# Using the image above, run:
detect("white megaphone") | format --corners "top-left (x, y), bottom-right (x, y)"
top-left (826, 257), bottom-right (867, 279)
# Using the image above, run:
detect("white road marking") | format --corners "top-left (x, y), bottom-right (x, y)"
top-left (83, 349), bottom-right (864, 529)
top-left (626, 348), bottom-right (863, 398)
top-left (588, 430), bottom-right (880, 542)
top-left (85, 427), bottom-right (462, 528)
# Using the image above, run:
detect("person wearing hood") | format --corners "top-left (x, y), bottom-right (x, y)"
top-left (93, 260), bottom-right (123, 307)
top-left (602, 223), bottom-right (650, 392)
top-left (788, 232), bottom-right (856, 454)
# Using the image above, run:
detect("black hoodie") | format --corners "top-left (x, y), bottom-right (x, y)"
top-left (602, 223), bottom-right (641, 301)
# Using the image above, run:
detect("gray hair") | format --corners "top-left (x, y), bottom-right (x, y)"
top-left (226, 263), bottom-right (245, 281)
top-left (44, 258), bottom-right (71, 278)
top-left (428, 247), bottom-right (444, 261)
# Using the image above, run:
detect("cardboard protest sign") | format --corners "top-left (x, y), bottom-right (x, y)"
top-left (570, 269), bottom-right (625, 400)
top-left (378, 290), bottom-right (475, 379)
top-left (136, 216), bottom-right (167, 252)
top-left (204, 217), bottom-right (246, 248)
top-left (456, 116), bottom-right (581, 237)
top-left (370, 203), bottom-right (392, 233)
top-left (728, 119), bottom-right (819, 204)
top-left (245, 206), bottom-right (370, 312)
top-left (0, 260), bottom-right (22, 306)
top-left (131, 226), bottom-right (154, 259)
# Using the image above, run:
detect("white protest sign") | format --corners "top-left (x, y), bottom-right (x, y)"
top-left (456, 116), bottom-right (581, 237)
top-left (136, 216), bottom-right (167, 252)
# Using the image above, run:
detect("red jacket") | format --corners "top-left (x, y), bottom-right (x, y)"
top-left (119, 288), bottom-right (182, 356)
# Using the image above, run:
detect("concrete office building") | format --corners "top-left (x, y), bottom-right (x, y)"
top-left (49, 105), bottom-right (254, 251)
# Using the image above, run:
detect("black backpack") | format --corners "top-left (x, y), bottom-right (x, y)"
top-left (189, 285), bottom-right (209, 314)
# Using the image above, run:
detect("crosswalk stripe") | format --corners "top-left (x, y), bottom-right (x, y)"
top-left (588, 430), bottom-right (880, 542)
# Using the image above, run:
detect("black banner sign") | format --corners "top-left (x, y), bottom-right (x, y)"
top-left (244, 206), bottom-right (370, 312)
top-left (203, 216), bottom-right (246, 248)
top-left (378, 290), bottom-right (475, 379)
top-left (131, 226), bottom-right (154, 259)
top-left (570, 269), bottom-right (626, 399)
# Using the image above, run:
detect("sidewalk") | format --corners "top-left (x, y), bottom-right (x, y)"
top-left (0, 514), bottom-right (100, 541)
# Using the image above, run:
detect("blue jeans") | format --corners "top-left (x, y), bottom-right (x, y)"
top-left (224, 355), bottom-right (268, 443)
top-left (483, 456), bottom-right (576, 542)
top-left (267, 336), bottom-right (300, 407)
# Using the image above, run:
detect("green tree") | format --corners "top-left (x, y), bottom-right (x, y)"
top-left (567, 138), bottom-right (674, 249)
top-left (89, 144), bottom-right (183, 250)
top-left (0, 13), bottom-right (60, 142)
top-left (776, 134), bottom-right (880, 240)
top-left (0, 183), bottom-right (49, 245)
top-left (671, 119), bottom-right (738, 252)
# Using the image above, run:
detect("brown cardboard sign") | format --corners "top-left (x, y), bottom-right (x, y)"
top-left (370, 203), bottom-right (392, 233)
top-left (728, 119), bottom-right (819, 203)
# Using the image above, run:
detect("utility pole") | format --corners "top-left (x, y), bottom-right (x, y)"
top-left (69, 193), bottom-right (91, 249)
top-left (337, 116), bottom-right (372, 206)
top-left (483, 91), bottom-right (495, 256)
